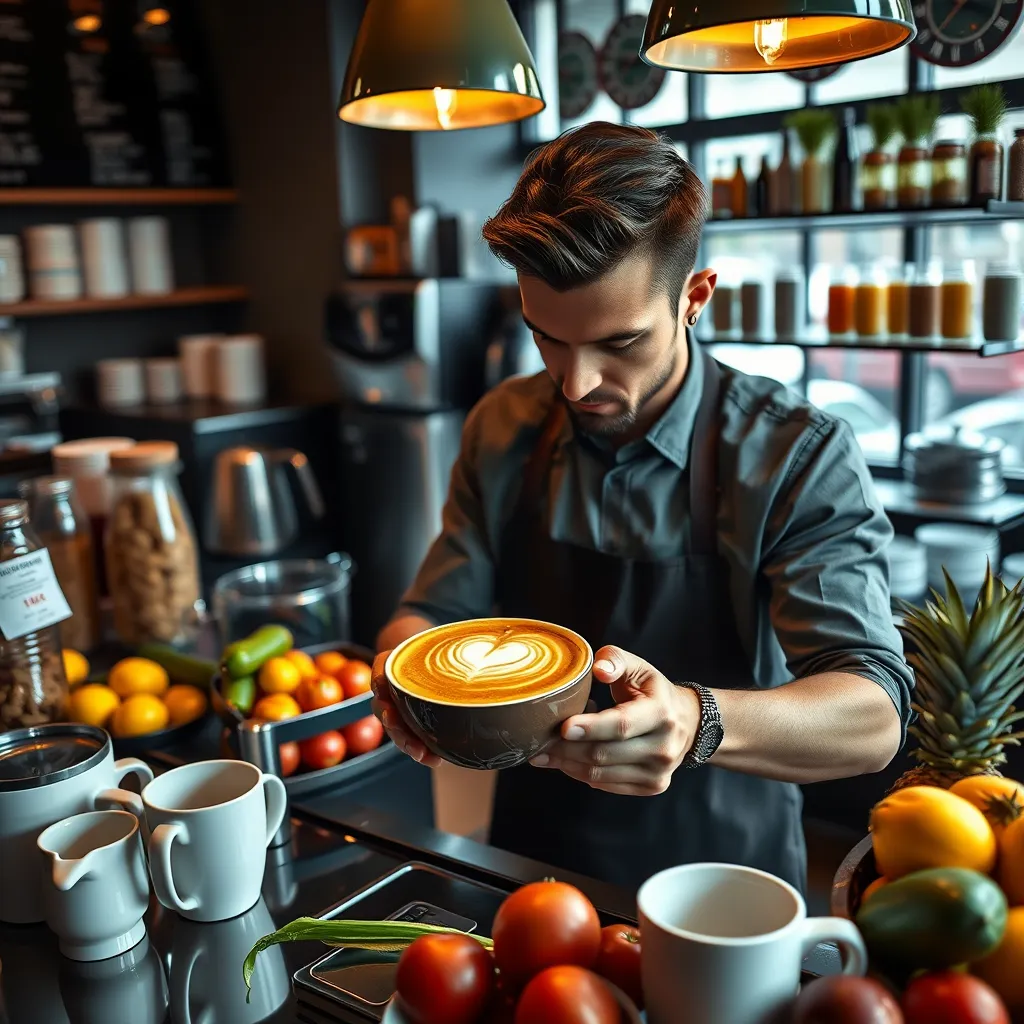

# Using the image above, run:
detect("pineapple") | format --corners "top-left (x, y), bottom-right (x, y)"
top-left (891, 564), bottom-right (1024, 793)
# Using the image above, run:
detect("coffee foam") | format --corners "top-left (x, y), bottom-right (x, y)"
top-left (389, 619), bottom-right (590, 705)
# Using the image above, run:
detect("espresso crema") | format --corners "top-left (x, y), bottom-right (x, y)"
top-left (389, 619), bottom-right (590, 705)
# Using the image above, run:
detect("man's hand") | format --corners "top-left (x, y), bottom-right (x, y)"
top-left (529, 646), bottom-right (700, 795)
top-left (370, 651), bottom-right (443, 767)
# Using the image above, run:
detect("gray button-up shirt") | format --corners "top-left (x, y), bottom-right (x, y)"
top-left (400, 336), bottom-right (914, 733)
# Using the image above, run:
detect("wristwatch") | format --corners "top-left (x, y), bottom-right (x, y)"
top-left (678, 681), bottom-right (723, 768)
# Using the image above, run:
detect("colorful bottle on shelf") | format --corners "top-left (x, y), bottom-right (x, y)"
top-left (772, 129), bottom-right (795, 215)
top-left (755, 156), bottom-right (771, 217)
top-left (941, 261), bottom-right (976, 341)
top-left (1009, 129), bottom-right (1024, 202)
top-left (731, 158), bottom-right (748, 218)
top-left (855, 264), bottom-right (888, 338)
top-left (828, 267), bottom-right (858, 337)
top-left (832, 107), bottom-right (859, 213)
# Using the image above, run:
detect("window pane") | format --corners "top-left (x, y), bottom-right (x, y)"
top-left (705, 72), bottom-right (805, 119)
top-left (707, 343), bottom-right (805, 389)
top-left (813, 48), bottom-right (909, 103)
top-left (624, 0), bottom-right (687, 126)
top-left (560, 0), bottom-right (621, 129)
top-left (932, 24), bottom-right (1024, 87)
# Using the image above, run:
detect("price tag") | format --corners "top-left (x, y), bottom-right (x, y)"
top-left (0, 549), bottom-right (72, 641)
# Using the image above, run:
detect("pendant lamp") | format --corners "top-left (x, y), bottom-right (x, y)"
top-left (339, 0), bottom-right (545, 131)
top-left (641, 0), bottom-right (915, 73)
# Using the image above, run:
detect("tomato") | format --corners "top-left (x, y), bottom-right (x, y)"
top-left (296, 675), bottom-right (343, 713)
top-left (513, 966), bottom-right (619, 1024)
top-left (492, 881), bottom-right (601, 986)
top-left (278, 741), bottom-right (300, 777)
top-left (395, 933), bottom-right (494, 1024)
top-left (343, 715), bottom-right (384, 756)
top-left (793, 976), bottom-right (903, 1023)
top-left (594, 924), bottom-right (642, 1009)
top-left (903, 972), bottom-right (1009, 1024)
top-left (337, 659), bottom-right (372, 699)
top-left (299, 731), bottom-right (347, 771)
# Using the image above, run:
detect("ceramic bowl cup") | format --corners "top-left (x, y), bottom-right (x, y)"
top-left (385, 618), bottom-right (593, 771)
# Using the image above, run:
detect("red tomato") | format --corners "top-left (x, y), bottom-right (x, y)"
top-left (338, 659), bottom-right (372, 699)
top-left (513, 966), bottom-right (619, 1024)
top-left (395, 933), bottom-right (494, 1024)
top-left (299, 731), bottom-right (346, 771)
top-left (278, 741), bottom-right (300, 778)
top-left (296, 675), bottom-right (343, 713)
top-left (903, 972), bottom-right (1009, 1024)
top-left (794, 976), bottom-right (903, 1023)
top-left (594, 924), bottom-right (642, 1009)
top-left (492, 881), bottom-right (601, 986)
top-left (343, 715), bottom-right (384, 756)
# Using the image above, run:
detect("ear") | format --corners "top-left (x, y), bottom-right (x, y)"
top-left (683, 268), bottom-right (717, 324)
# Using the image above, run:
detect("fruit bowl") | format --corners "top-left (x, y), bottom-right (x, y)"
top-left (830, 834), bottom-right (876, 919)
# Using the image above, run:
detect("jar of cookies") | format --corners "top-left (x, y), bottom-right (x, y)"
top-left (106, 442), bottom-right (201, 646)
top-left (0, 499), bottom-right (70, 730)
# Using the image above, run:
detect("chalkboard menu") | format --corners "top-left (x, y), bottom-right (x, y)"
top-left (0, 0), bottom-right (229, 187)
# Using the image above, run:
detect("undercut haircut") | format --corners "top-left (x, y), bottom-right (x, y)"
top-left (482, 122), bottom-right (709, 314)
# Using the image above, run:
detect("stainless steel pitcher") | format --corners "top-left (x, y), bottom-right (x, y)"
top-left (204, 447), bottom-right (325, 556)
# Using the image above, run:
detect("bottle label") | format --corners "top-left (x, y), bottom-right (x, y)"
top-left (0, 549), bottom-right (72, 640)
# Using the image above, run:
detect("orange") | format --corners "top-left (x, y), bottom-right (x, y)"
top-left (62, 648), bottom-right (90, 686)
top-left (163, 685), bottom-right (208, 727)
top-left (258, 656), bottom-right (301, 695)
top-left (974, 906), bottom-right (1024, 1010)
top-left (251, 692), bottom-right (301, 722)
top-left (284, 649), bottom-right (318, 682)
top-left (314, 651), bottom-right (347, 678)
top-left (296, 675), bottom-right (343, 713)
top-left (111, 694), bottom-right (169, 738)
top-left (950, 775), bottom-right (1024, 835)
top-left (108, 657), bottom-right (169, 699)
top-left (67, 683), bottom-right (120, 728)
top-left (998, 815), bottom-right (1024, 905)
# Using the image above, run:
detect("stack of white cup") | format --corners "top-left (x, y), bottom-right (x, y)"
top-left (0, 235), bottom-right (25, 302)
top-left (78, 218), bottom-right (130, 298)
top-left (178, 334), bottom-right (224, 399)
top-left (24, 225), bottom-right (82, 300)
top-left (128, 216), bottom-right (174, 295)
top-left (213, 335), bottom-right (266, 405)
top-left (144, 358), bottom-right (183, 404)
top-left (96, 359), bottom-right (145, 407)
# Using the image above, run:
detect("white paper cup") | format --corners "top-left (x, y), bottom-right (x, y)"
top-left (78, 218), bottom-right (129, 298)
top-left (214, 334), bottom-right (266, 405)
top-left (145, 358), bottom-right (183, 404)
top-left (128, 216), bottom-right (174, 295)
top-left (96, 359), bottom-right (145, 407)
top-left (178, 334), bottom-right (224, 398)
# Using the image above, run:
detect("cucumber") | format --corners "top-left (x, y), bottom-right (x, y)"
top-left (223, 676), bottom-right (257, 715)
top-left (137, 644), bottom-right (217, 688)
top-left (856, 867), bottom-right (1007, 971)
top-left (223, 625), bottom-right (293, 679)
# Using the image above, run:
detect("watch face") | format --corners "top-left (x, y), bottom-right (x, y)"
top-left (599, 14), bottom-right (666, 110)
top-left (910, 0), bottom-right (1023, 66)
top-left (559, 31), bottom-right (599, 120)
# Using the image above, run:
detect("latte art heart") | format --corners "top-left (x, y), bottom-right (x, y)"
top-left (390, 620), bottom-right (590, 705)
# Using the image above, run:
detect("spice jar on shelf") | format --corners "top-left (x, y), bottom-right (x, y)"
top-left (741, 278), bottom-right (771, 339)
top-left (888, 264), bottom-right (911, 339)
top-left (931, 140), bottom-right (968, 207)
top-left (941, 260), bottom-right (977, 341)
top-left (1009, 128), bottom-right (1024, 202)
top-left (774, 267), bottom-right (806, 341)
top-left (711, 283), bottom-right (739, 337)
top-left (855, 264), bottom-right (889, 339)
top-left (961, 84), bottom-right (1007, 204)
top-left (909, 262), bottom-right (943, 341)
top-left (862, 103), bottom-right (899, 211)
top-left (18, 477), bottom-right (99, 653)
top-left (895, 94), bottom-right (939, 209)
top-left (982, 262), bottom-right (1023, 343)
top-left (0, 499), bottom-right (70, 730)
top-left (828, 266), bottom-right (858, 338)
top-left (105, 442), bottom-right (200, 646)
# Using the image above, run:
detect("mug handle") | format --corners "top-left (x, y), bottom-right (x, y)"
top-left (261, 773), bottom-right (287, 846)
top-left (797, 916), bottom-right (868, 976)
top-left (149, 822), bottom-right (200, 913)
top-left (113, 756), bottom-right (155, 790)
top-left (95, 757), bottom-right (156, 817)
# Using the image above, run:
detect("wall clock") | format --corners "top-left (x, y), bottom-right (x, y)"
top-left (559, 31), bottom-right (599, 119)
top-left (599, 14), bottom-right (666, 110)
top-left (910, 0), bottom-right (1023, 66)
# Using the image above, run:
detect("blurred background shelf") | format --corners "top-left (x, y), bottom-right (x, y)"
top-left (700, 332), bottom-right (1023, 358)
top-left (0, 188), bottom-right (238, 205)
top-left (874, 479), bottom-right (1024, 529)
top-left (0, 285), bottom-right (249, 318)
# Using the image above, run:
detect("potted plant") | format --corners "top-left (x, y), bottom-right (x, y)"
top-left (862, 104), bottom-right (899, 210)
top-left (895, 93), bottom-right (941, 209)
top-left (961, 83), bottom-right (1009, 204)
top-left (783, 109), bottom-right (836, 214)
top-left (831, 565), bottom-right (1024, 918)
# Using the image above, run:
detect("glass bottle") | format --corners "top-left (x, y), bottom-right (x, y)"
top-left (888, 264), bottom-right (912, 339)
top-left (711, 162), bottom-right (733, 219)
top-left (19, 478), bottom-right (100, 653)
top-left (755, 155), bottom-right (771, 217)
top-left (773, 129), bottom-right (795, 215)
top-left (731, 157), bottom-right (748, 218)
top-left (832, 106), bottom-right (859, 213)
top-left (941, 260), bottom-right (977, 341)
top-left (898, 138), bottom-right (931, 209)
top-left (828, 266), bottom-right (858, 337)
top-left (862, 150), bottom-right (896, 210)
top-left (909, 262), bottom-right (943, 340)
top-left (1009, 128), bottom-right (1024, 202)
top-left (0, 500), bottom-right (70, 730)
top-left (774, 267), bottom-right (806, 340)
top-left (105, 442), bottom-right (201, 646)
top-left (855, 264), bottom-right (889, 338)
top-left (982, 261), bottom-right (1023, 343)
top-left (931, 140), bottom-right (968, 207)
top-left (970, 134), bottom-right (1004, 204)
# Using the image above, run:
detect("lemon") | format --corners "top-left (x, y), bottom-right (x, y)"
top-left (164, 685), bottom-right (208, 727)
top-left (62, 649), bottom-right (90, 686)
top-left (258, 656), bottom-right (301, 695)
top-left (67, 683), bottom-right (120, 728)
top-left (111, 694), bottom-right (170, 738)
top-left (108, 657), bottom-right (169, 699)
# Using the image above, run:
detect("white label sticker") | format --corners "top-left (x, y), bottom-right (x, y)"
top-left (0, 549), bottom-right (72, 641)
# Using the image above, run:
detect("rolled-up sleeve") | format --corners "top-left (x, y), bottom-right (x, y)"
top-left (398, 403), bottom-right (495, 625)
top-left (760, 416), bottom-right (914, 740)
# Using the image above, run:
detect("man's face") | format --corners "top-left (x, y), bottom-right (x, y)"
top-left (519, 254), bottom-right (714, 439)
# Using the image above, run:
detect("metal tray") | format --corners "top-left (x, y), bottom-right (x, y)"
top-left (210, 639), bottom-right (400, 793)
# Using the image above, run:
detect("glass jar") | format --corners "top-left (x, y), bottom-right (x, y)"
top-left (898, 141), bottom-right (931, 209)
top-left (0, 500), bottom-right (69, 730)
top-left (711, 283), bottom-right (739, 336)
top-left (1009, 128), bottom-right (1024, 202)
top-left (941, 260), bottom-right (977, 341)
top-left (105, 442), bottom-right (201, 646)
top-left (888, 264), bottom-right (912, 338)
top-left (909, 262), bottom-right (943, 340)
top-left (970, 134), bottom-right (1004, 204)
top-left (861, 150), bottom-right (896, 210)
top-left (930, 140), bottom-right (968, 207)
top-left (741, 278), bottom-right (770, 338)
top-left (774, 267), bottom-right (806, 340)
top-left (982, 261), bottom-right (1022, 343)
top-left (828, 266), bottom-right (858, 337)
top-left (855, 264), bottom-right (889, 338)
top-left (18, 478), bottom-right (99, 652)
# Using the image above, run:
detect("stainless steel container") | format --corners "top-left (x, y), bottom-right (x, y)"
top-left (904, 426), bottom-right (1006, 505)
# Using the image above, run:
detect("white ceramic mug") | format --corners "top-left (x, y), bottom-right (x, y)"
top-left (638, 863), bottom-right (868, 1024)
top-left (37, 810), bottom-right (151, 962)
top-left (143, 760), bottom-right (287, 922)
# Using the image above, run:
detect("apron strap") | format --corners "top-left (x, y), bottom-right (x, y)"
top-left (688, 346), bottom-right (724, 558)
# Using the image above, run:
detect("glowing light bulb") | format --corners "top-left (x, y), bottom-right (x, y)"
top-left (753, 18), bottom-right (788, 66)
top-left (143, 7), bottom-right (171, 25)
top-left (433, 87), bottom-right (458, 130)
top-left (73, 14), bottom-right (102, 32)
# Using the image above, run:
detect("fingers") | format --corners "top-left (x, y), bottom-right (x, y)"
top-left (370, 651), bottom-right (443, 767)
top-left (537, 734), bottom-right (667, 768)
top-left (370, 651), bottom-right (391, 699)
top-left (592, 645), bottom-right (654, 687)
top-left (561, 695), bottom-right (665, 743)
top-left (531, 756), bottom-right (669, 795)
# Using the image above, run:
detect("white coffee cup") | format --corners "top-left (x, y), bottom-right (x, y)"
top-left (638, 863), bottom-right (868, 1024)
top-left (214, 334), bottom-right (266, 405)
top-left (37, 810), bottom-right (151, 962)
top-left (128, 215), bottom-right (174, 294)
top-left (178, 333), bottom-right (224, 398)
top-left (142, 759), bottom-right (287, 922)
top-left (78, 218), bottom-right (129, 298)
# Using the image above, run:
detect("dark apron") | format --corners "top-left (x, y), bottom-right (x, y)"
top-left (489, 350), bottom-right (806, 894)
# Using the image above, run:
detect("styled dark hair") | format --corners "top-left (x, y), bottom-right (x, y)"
top-left (482, 122), bottom-right (709, 312)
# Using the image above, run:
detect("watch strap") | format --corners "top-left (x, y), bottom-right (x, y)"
top-left (678, 681), bottom-right (723, 768)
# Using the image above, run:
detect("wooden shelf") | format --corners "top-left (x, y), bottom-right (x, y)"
top-left (0, 188), bottom-right (237, 205)
top-left (0, 285), bottom-right (248, 317)
top-left (700, 332), bottom-right (1023, 358)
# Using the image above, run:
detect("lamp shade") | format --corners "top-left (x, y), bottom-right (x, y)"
top-left (339, 0), bottom-right (545, 131)
top-left (642, 0), bottom-right (915, 73)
